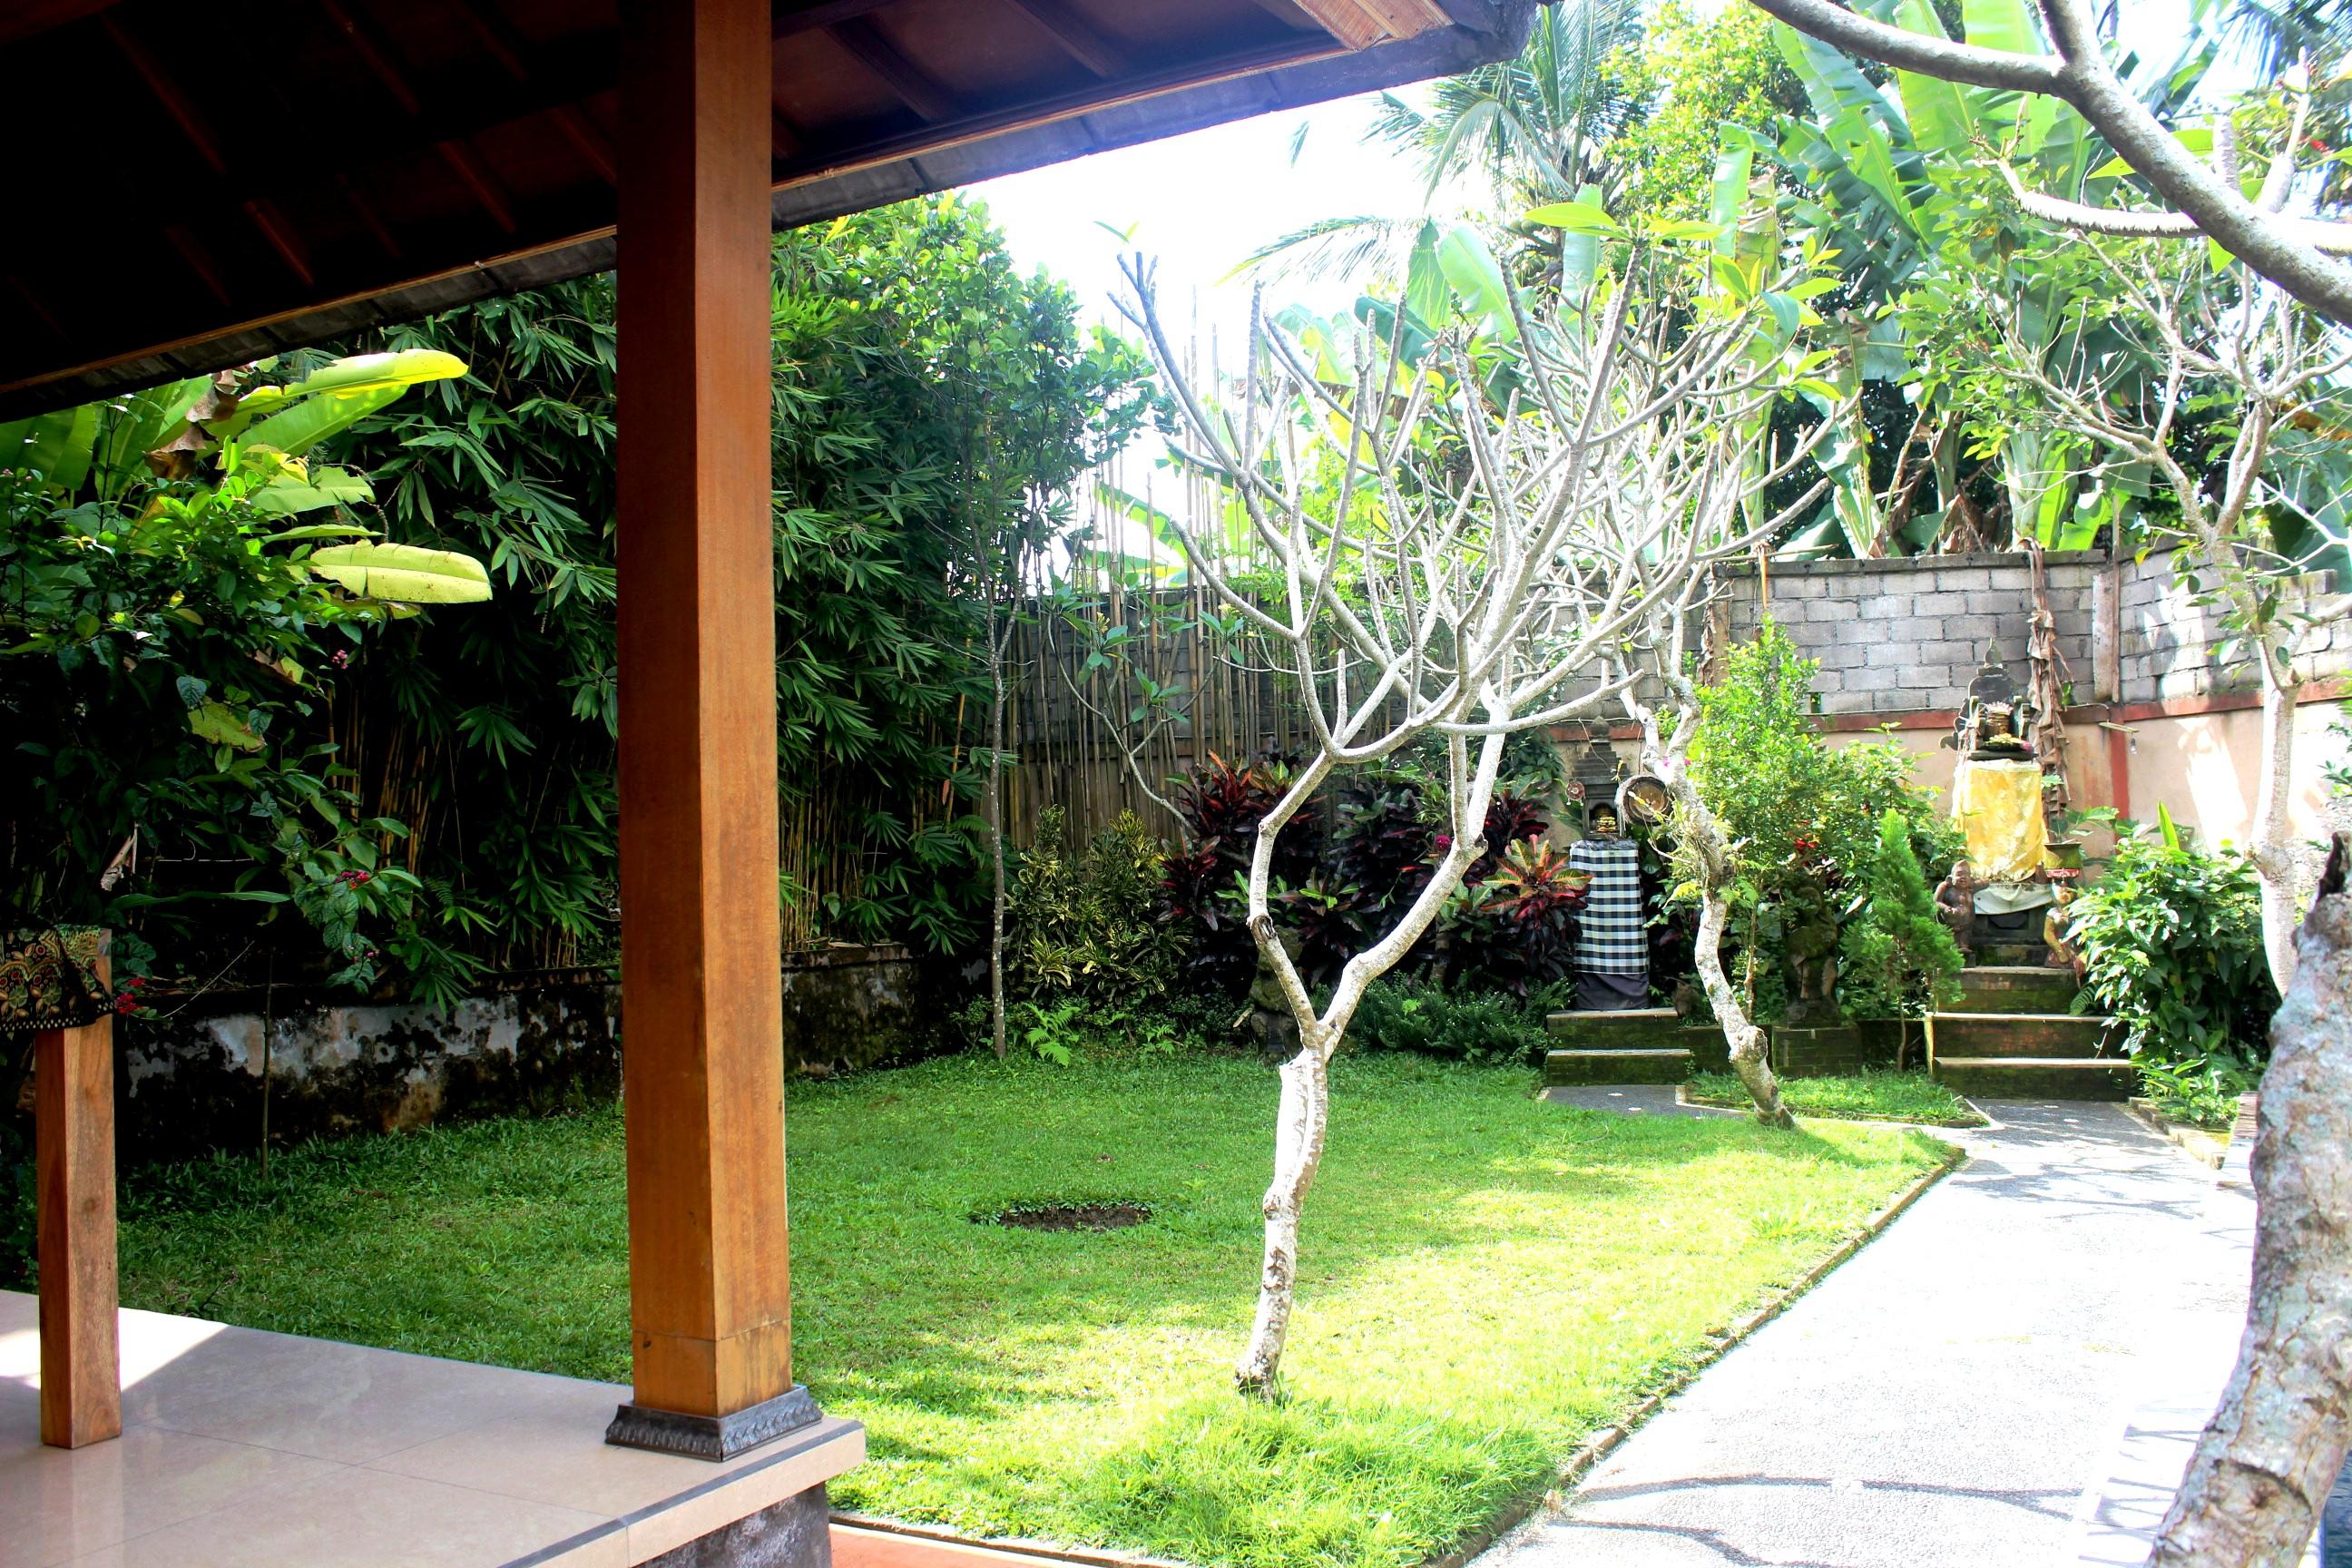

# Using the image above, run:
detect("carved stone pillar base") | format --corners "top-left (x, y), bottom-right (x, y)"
top-left (643, 1483), bottom-right (832, 1568)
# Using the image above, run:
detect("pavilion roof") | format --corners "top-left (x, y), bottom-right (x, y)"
top-left (0, 0), bottom-right (1538, 417)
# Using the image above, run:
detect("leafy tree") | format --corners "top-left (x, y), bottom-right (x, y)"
top-left (1, 353), bottom-right (484, 992)
top-left (321, 195), bottom-right (1149, 985)
top-left (1685, 622), bottom-right (1957, 1024)
top-left (1603, 1), bottom-right (1808, 229)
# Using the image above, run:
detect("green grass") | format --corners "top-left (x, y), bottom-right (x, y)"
top-left (1684, 1069), bottom-right (1988, 1127)
top-left (118, 1052), bottom-right (1953, 1568)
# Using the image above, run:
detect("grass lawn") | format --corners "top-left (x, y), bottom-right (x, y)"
top-left (117, 1052), bottom-right (1954, 1568)
top-left (1684, 1069), bottom-right (1987, 1127)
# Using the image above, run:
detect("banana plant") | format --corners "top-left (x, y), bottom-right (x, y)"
top-left (1735, 0), bottom-right (2212, 555)
top-left (0, 350), bottom-right (489, 602)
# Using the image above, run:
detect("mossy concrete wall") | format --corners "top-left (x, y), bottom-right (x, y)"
top-left (113, 945), bottom-right (956, 1162)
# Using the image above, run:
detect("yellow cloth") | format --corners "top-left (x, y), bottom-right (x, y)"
top-left (1951, 758), bottom-right (2050, 884)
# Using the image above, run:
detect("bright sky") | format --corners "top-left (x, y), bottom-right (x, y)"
top-left (966, 91), bottom-right (1423, 368)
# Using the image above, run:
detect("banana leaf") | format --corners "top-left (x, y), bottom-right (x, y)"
top-left (309, 542), bottom-right (492, 603)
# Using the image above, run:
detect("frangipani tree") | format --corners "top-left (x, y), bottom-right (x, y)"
top-left (1118, 229), bottom-right (1841, 1394)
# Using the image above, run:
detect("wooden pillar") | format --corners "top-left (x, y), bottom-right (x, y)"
top-left (37, 945), bottom-right (119, 1449)
top-left (605, 0), bottom-right (812, 1462)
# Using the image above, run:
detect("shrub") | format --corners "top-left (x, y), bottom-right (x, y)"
top-left (1840, 808), bottom-right (1966, 1063)
top-left (1685, 621), bottom-right (1960, 1024)
top-left (1440, 839), bottom-right (1588, 996)
top-left (1007, 808), bottom-right (1182, 1007)
top-left (1351, 977), bottom-right (1549, 1065)
top-left (2065, 828), bottom-right (2278, 1065)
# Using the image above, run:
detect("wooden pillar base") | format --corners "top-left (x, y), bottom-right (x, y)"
top-left (35, 940), bottom-right (121, 1449)
top-left (607, 1385), bottom-right (821, 1461)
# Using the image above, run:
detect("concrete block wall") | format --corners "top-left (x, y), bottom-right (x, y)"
top-left (2116, 546), bottom-right (2348, 703)
top-left (1718, 553), bottom-right (2103, 717)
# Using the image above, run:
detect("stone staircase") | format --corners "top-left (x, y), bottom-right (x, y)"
top-left (1928, 964), bottom-right (2135, 1101)
top-left (1543, 1008), bottom-right (1723, 1087)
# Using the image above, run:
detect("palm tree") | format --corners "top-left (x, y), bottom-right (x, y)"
top-left (1235, 0), bottom-right (1644, 284)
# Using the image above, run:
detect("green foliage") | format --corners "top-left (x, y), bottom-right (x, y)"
top-left (1685, 621), bottom-right (1958, 1023)
top-left (1005, 808), bottom-right (1183, 1007)
top-left (1603, 1), bottom-right (1808, 229)
top-left (0, 351), bottom-right (484, 992)
top-left (317, 194), bottom-right (1152, 975)
top-left (1350, 975), bottom-right (1550, 1065)
top-left (1840, 808), bottom-right (1967, 1024)
top-left (2137, 1052), bottom-right (2259, 1132)
top-left (2065, 832), bottom-right (2278, 1065)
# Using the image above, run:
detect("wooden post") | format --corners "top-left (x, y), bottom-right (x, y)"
top-left (36, 944), bottom-right (119, 1449)
top-left (604, 0), bottom-right (812, 1462)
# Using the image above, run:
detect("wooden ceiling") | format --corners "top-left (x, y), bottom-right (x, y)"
top-left (0, 0), bottom-right (1538, 417)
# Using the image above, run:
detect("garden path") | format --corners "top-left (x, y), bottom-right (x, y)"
top-left (1474, 1100), bottom-right (2245, 1568)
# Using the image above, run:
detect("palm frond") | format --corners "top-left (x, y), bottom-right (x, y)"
top-left (1230, 215), bottom-right (1426, 286)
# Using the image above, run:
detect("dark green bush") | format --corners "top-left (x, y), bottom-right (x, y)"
top-left (2066, 829), bottom-right (2278, 1065)
top-left (1007, 808), bottom-right (1184, 1007)
top-left (1350, 976), bottom-right (1549, 1065)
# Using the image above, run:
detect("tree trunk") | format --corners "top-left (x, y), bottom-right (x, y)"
top-left (986, 597), bottom-right (1008, 1061)
top-left (2249, 665), bottom-right (2307, 996)
top-left (1696, 885), bottom-right (1797, 1130)
top-left (1235, 1040), bottom-right (1330, 1397)
top-left (2151, 834), bottom-right (2352, 1568)
top-left (1649, 716), bottom-right (1798, 1132)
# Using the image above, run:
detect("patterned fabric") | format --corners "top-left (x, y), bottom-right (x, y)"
top-left (0, 926), bottom-right (109, 1034)
top-left (1567, 838), bottom-right (1648, 976)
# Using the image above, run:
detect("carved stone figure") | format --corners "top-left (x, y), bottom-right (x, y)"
top-left (1948, 644), bottom-right (2041, 761)
top-left (1778, 864), bottom-right (1844, 1027)
top-left (1934, 861), bottom-right (1978, 956)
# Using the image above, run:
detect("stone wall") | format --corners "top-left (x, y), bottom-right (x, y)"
top-left (1714, 549), bottom-right (2347, 717)
top-left (109, 944), bottom-right (958, 1162)
top-left (2117, 545), bottom-right (2350, 701)
top-left (1718, 552), bottom-right (2103, 717)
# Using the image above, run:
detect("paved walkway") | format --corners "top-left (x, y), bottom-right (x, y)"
top-left (1476, 1101), bottom-right (2248, 1568)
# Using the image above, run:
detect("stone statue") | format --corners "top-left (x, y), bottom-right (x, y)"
top-left (1948, 644), bottom-right (2040, 761)
top-left (1236, 931), bottom-right (1304, 1060)
top-left (1934, 861), bottom-right (1977, 955)
top-left (1778, 864), bottom-right (1844, 1027)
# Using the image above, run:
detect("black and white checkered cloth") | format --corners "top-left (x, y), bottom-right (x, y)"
top-left (1568, 838), bottom-right (1648, 975)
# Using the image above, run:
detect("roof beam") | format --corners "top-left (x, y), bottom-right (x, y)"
top-left (827, 16), bottom-right (958, 122)
top-left (1002, 0), bottom-right (1128, 77)
top-left (1284, 0), bottom-right (1453, 49)
top-left (450, 0), bottom-right (618, 184)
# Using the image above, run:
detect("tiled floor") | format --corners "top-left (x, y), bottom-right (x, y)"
top-left (0, 1292), bottom-right (862, 1568)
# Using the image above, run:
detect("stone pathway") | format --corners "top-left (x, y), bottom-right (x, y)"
top-left (1476, 1100), bottom-right (2248, 1568)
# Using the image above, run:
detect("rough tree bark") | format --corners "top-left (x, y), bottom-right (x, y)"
top-left (1637, 684), bottom-right (1798, 1130)
top-left (2152, 834), bottom-right (2352, 1567)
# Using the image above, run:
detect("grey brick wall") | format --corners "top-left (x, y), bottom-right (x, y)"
top-left (2115, 546), bottom-right (2348, 703)
top-left (1718, 553), bottom-right (2102, 717)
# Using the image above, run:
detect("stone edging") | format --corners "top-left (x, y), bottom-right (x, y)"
top-left (2120, 1097), bottom-right (2230, 1170)
top-left (1671, 1083), bottom-right (1992, 1132)
top-left (833, 1143), bottom-right (1967, 1568)
top-left (1422, 1142), bottom-right (1965, 1568)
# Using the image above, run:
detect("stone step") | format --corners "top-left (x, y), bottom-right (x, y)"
top-left (1544, 1048), bottom-right (1692, 1087)
top-left (1972, 938), bottom-right (2047, 967)
top-left (1547, 1006), bottom-right (1682, 1047)
top-left (1931, 1056), bottom-right (2138, 1101)
top-left (1929, 1012), bottom-right (2119, 1061)
top-left (1947, 965), bottom-right (2082, 1015)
